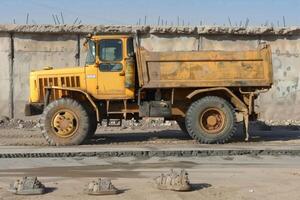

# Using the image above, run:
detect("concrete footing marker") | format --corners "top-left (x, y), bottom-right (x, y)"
top-left (154, 169), bottom-right (191, 191)
top-left (8, 176), bottom-right (45, 195)
top-left (85, 178), bottom-right (119, 195)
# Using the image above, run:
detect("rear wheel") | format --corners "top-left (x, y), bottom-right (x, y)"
top-left (185, 96), bottom-right (237, 144)
top-left (40, 98), bottom-right (90, 146)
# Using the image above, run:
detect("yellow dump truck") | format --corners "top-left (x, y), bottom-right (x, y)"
top-left (25, 34), bottom-right (273, 145)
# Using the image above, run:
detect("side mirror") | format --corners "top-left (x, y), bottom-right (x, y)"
top-left (128, 52), bottom-right (135, 57)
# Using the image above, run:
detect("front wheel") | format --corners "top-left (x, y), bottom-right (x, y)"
top-left (84, 104), bottom-right (98, 139)
top-left (185, 96), bottom-right (237, 144)
top-left (40, 98), bottom-right (90, 146)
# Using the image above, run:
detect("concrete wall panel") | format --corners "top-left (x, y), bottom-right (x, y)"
top-left (79, 35), bottom-right (88, 66)
top-left (13, 34), bottom-right (78, 117)
top-left (140, 34), bottom-right (199, 51)
top-left (256, 36), bottom-right (300, 120)
top-left (0, 33), bottom-right (11, 117)
top-left (201, 35), bottom-right (260, 51)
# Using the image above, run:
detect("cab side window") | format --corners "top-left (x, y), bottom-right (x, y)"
top-left (99, 39), bottom-right (122, 61)
top-left (127, 38), bottom-right (134, 57)
top-left (99, 39), bottom-right (123, 72)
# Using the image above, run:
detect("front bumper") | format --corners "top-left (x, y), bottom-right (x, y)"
top-left (24, 103), bottom-right (44, 116)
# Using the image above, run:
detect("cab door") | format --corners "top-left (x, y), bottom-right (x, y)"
top-left (97, 39), bottom-right (126, 98)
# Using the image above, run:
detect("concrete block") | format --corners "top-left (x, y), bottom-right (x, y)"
top-left (9, 176), bottom-right (45, 195)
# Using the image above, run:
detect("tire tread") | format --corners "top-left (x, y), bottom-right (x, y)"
top-left (40, 98), bottom-right (90, 146)
top-left (185, 96), bottom-right (237, 144)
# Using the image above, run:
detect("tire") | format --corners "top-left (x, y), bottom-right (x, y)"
top-left (185, 96), bottom-right (237, 144)
top-left (85, 106), bottom-right (98, 139)
top-left (40, 98), bottom-right (90, 146)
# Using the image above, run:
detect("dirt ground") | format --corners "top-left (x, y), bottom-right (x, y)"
top-left (0, 118), bottom-right (299, 199)
top-left (0, 117), bottom-right (300, 146)
top-left (0, 156), bottom-right (299, 200)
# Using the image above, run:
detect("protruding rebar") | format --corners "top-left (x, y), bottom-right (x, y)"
top-left (60, 12), bottom-right (64, 24)
top-left (26, 13), bottom-right (29, 24)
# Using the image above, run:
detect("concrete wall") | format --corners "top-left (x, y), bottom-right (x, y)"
top-left (1, 25), bottom-right (300, 120)
top-left (259, 35), bottom-right (300, 120)
top-left (0, 33), bottom-right (11, 117)
top-left (13, 34), bottom-right (79, 116)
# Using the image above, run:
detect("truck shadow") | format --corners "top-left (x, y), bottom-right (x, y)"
top-left (88, 129), bottom-right (192, 145)
top-left (191, 183), bottom-right (212, 191)
top-left (88, 122), bottom-right (300, 144)
top-left (232, 122), bottom-right (300, 142)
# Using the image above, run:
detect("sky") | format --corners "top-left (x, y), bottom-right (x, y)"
top-left (0, 0), bottom-right (299, 27)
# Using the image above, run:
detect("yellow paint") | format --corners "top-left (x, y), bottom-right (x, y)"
top-left (29, 67), bottom-right (86, 102)
top-left (138, 44), bottom-right (272, 88)
top-left (29, 35), bottom-right (135, 103)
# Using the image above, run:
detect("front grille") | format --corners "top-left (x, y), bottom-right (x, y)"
top-left (38, 76), bottom-right (81, 101)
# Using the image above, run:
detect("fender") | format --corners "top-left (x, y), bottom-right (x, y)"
top-left (44, 86), bottom-right (100, 121)
top-left (186, 87), bottom-right (248, 112)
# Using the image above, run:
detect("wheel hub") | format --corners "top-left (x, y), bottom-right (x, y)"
top-left (51, 110), bottom-right (78, 138)
top-left (207, 116), bottom-right (217, 126)
top-left (199, 108), bottom-right (225, 134)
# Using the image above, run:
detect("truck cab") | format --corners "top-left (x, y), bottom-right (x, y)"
top-left (84, 35), bottom-right (135, 100)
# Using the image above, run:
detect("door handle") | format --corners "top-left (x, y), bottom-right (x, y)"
top-left (119, 71), bottom-right (125, 76)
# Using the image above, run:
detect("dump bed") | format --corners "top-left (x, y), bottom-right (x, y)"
top-left (136, 44), bottom-right (273, 88)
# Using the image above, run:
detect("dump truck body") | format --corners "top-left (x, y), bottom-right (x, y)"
top-left (137, 45), bottom-right (272, 88)
top-left (25, 34), bottom-right (273, 145)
